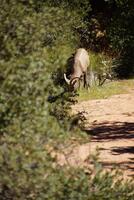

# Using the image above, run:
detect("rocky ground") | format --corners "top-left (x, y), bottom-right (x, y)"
top-left (70, 88), bottom-right (134, 179)
top-left (55, 87), bottom-right (134, 180)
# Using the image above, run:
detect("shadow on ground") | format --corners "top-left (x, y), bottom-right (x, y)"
top-left (85, 121), bottom-right (134, 141)
top-left (100, 160), bottom-right (134, 178)
top-left (85, 121), bottom-right (134, 178)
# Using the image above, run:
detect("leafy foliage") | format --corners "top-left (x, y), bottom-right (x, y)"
top-left (106, 0), bottom-right (134, 77)
top-left (78, 0), bottom-right (134, 77)
top-left (0, 1), bottom-right (82, 198)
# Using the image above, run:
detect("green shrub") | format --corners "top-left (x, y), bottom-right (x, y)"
top-left (0, 1), bottom-right (82, 198)
top-left (107, 0), bottom-right (134, 77)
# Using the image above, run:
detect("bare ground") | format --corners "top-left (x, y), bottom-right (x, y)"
top-left (70, 88), bottom-right (134, 180)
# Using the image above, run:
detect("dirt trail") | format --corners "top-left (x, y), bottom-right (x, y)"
top-left (71, 88), bottom-right (134, 179)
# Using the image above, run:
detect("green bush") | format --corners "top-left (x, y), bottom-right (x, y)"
top-left (0, 1), bottom-right (81, 198)
top-left (106, 0), bottom-right (134, 77)
top-left (78, 0), bottom-right (134, 78)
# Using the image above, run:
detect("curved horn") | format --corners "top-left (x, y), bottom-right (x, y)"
top-left (64, 73), bottom-right (70, 85)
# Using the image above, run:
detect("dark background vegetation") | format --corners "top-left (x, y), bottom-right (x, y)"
top-left (0, 0), bottom-right (134, 199)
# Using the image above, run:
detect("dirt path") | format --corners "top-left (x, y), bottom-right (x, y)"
top-left (71, 88), bottom-right (134, 179)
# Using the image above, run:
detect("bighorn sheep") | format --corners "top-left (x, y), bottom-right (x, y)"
top-left (64, 48), bottom-right (90, 91)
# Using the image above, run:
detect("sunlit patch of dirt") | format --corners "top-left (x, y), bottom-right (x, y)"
top-left (70, 88), bottom-right (134, 179)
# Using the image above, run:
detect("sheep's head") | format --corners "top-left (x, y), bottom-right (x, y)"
top-left (64, 73), bottom-right (80, 91)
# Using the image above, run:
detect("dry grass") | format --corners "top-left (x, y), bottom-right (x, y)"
top-left (78, 79), bottom-right (134, 101)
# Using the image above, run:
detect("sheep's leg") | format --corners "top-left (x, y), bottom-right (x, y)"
top-left (84, 72), bottom-right (88, 88)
